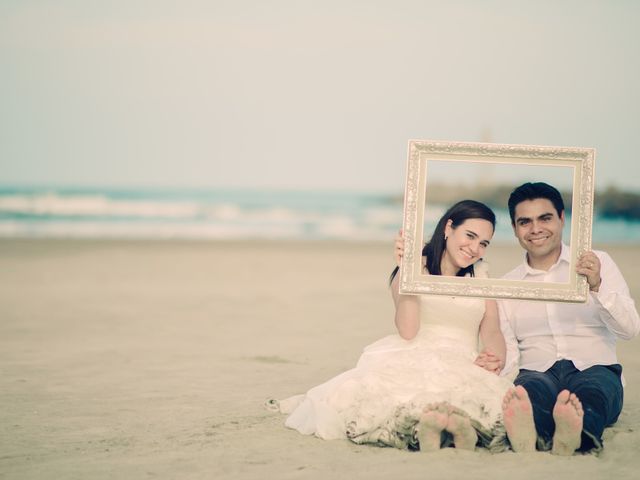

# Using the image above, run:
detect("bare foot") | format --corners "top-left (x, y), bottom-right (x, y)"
top-left (551, 390), bottom-right (583, 456)
top-left (415, 402), bottom-right (449, 451)
top-left (446, 412), bottom-right (477, 450)
top-left (502, 386), bottom-right (536, 452)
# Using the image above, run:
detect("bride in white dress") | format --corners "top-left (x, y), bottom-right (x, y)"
top-left (269, 200), bottom-right (513, 451)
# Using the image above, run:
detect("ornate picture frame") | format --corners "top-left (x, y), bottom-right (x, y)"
top-left (399, 140), bottom-right (595, 302)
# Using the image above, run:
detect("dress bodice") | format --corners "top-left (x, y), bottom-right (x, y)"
top-left (415, 260), bottom-right (489, 353)
top-left (417, 294), bottom-right (484, 353)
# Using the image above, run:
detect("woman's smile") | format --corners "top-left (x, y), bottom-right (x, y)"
top-left (458, 248), bottom-right (476, 261)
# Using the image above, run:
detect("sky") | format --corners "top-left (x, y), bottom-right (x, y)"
top-left (1, 0), bottom-right (639, 193)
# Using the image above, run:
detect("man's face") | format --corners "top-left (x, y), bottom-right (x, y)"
top-left (512, 198), bottom-right (565, 267)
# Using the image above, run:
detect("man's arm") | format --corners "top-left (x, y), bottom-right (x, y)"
top-left (588, 251), bottom-right (640, 340)
top-left (497, 299), bottom-right (520, 378)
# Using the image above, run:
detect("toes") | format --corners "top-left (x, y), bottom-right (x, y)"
top-left (514, 385), bottom-right (530, 400)
top-left (554, 390), bottom-right (584, 418)
top-left (569, 392), bottom-right (582, 407)
top-left (569, 394), bottom-right (584, 416)
top-left (503, 386), bottom-right (530, 409)
top-left (556, 390), bottom-right (584, 415)
top-left (502, 387), bottom-right (516, 406)
top-left (423, 402), bottom-right (442, 414)
top-left (556, 389), bottom-right (570, 404)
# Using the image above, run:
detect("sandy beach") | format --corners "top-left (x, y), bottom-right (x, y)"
top-left (1, 239), bottom-right (639, 480)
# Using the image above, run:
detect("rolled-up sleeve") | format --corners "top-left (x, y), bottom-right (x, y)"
top-left (591, 251), bottom-right (640, 340)
top-left (498, 300), bottom-right (520, 379)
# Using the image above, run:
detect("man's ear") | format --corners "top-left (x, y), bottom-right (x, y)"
top-left (560, 210), bottom-right (565, 225)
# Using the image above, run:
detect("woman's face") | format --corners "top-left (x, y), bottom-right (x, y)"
top-left (441, 218), bottom-right (494, 274)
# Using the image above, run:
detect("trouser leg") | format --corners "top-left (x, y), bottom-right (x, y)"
top-left (566, 364), bottom-right (623, 451)
top-left (514, 367), bottom-right (561, 450)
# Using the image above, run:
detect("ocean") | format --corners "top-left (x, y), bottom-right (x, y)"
top-left (0, 186), bottom-right (638, 244)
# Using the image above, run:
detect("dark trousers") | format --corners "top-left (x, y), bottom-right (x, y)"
top-left (514, 360), bottom-right (623, 451)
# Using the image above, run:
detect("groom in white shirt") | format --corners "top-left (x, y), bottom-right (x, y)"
top-left (498, 182), bottom-right (640, 454)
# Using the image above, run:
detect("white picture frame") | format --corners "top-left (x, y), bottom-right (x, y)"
top-left (399, 140), bottom-right (595, 303)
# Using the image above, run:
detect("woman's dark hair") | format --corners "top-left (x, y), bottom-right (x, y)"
top-left (390, 199), bottom-right (496, 283)
top-left (507, 182), bottom-right (564, 225)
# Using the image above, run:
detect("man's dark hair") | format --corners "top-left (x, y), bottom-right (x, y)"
top-left (508, 182), bottom-right (564, 225)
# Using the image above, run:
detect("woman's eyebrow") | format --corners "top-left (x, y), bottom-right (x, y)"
top-left (465, 229), bottom-right (491, 245)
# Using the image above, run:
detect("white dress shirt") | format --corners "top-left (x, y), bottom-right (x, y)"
top-left (498, 243), bottom-right (640, 378)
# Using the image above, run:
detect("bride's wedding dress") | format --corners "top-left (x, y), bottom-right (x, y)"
top-left (271, 262), bottom-right (512, 451)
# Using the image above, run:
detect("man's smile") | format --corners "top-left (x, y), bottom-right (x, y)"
top-left (527, 235), bottom-right (550, 246)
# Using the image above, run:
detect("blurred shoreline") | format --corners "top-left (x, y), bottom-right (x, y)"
top-left (1, 186), bottom-right (639, 244)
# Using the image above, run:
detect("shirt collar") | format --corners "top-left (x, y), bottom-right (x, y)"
top-left (518, 242), bottom-right (571, 278)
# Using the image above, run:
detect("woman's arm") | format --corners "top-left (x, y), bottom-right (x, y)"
top-left (391, 272), bottom-right (420, 340)
top-left (476, 299), bottom-right (506, 374)
top-left (390, 232), bottom-right (421, 340)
